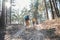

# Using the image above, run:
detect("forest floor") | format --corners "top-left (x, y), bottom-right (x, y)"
top-left (39, 18), bottom-right (60, 35)
top-left (4, 18), bottom-right (60, 40)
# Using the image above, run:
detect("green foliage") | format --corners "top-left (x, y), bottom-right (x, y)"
top-left (11, 13), bottom-right (21, 22)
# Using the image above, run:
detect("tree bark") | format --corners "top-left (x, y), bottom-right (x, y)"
top-left (44, 0), bottom-right (48, 19)
top-left (52, 0), bottom-right (60, 17)
top-left (0, 0), bottom-right (6, 40)
top-left (49, 0), bottom-right (55, 19)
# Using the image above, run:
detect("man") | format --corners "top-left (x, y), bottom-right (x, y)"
top-left (25, 15), bottom-right (30, 28)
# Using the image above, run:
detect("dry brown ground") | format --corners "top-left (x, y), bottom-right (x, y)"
top-left (38, 18), bottom-right (60, 35)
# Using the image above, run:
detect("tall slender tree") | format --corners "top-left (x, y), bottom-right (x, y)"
top-left (30, 0), bottom-right (38, 24)
top-left (0, 0), bottom-right (6, 40)
top-left (49, 0), bottom-right (55, 19)
top-left (52, 0), bottom-right (60, 17)
top-left (44, 0), bottom-right (48, 19)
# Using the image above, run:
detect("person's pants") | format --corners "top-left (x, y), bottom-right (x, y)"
top-left (25, 20), bottom-right (30, 26)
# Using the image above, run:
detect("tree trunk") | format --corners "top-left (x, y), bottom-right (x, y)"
top-left (33, 9), bottom-right (38, 24)
top-left (44, 0), bottom-right (48, 19)
top-left (49, 0), bottom-right (55, 19)
top-left (33, 0), bottom-right (38, 24)
top-left (52, 0), bottom-right (60, 17)
top-left (0, 0), bottom-right (6, 40)
top-left (55, 0), bottom-right (60, 17)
